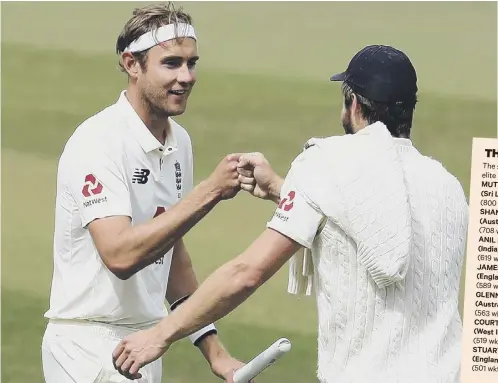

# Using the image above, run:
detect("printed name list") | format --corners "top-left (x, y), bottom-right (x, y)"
top-left (462, 139), bottom-right (498, 382)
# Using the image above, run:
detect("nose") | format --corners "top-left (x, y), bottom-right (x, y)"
top-left (177, 63), bottom-right (194, 84)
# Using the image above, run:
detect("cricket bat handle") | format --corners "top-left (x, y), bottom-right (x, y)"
top-left (233, 338), bottom-right (292, 383)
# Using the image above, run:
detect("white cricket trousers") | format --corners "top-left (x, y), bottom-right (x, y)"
top-left (41, 319), bottom-right (162, 383)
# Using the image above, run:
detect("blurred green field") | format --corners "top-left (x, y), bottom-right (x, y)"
top-left (1, 1), bottom-right (497, 382)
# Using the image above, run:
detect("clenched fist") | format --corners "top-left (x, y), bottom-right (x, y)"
top-left (237, 152), bottom-right (283, 203)
top-left (206, 154), bottom-right (244, 200)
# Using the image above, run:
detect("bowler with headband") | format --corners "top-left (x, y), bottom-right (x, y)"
top-left (42, 3), bottom-right (250, 383)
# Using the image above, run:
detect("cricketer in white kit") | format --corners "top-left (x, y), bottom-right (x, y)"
top-left (112, 45), bottom-right (469, 383)
top-left (42, 3), bottom-right (251, 383)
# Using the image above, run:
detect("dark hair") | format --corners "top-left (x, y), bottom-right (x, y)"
top-left (342, 82), bottom-right (417, 138)
top-left (115, 2), bottom-right (193, 73)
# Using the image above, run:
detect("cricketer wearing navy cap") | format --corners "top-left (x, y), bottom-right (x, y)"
top-left (330, 44), bottom-right (419, 137)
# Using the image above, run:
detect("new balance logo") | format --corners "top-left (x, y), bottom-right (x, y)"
top-left (132, 168), bottom-right (150, 184)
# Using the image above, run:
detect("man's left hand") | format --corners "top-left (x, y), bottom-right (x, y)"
top-left (210, 354), bottom-right (254, 383)
top-left (112, 327), bottom-right (169, 380)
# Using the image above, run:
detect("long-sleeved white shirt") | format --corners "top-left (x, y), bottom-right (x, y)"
top-left (267, 122), bottom-right (469, 383)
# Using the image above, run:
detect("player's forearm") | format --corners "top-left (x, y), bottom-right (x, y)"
top-left (165, 240), bottom-right (231, 365)
top-left (269, 176), bottom-right (284, 204)
top-left (110, 181), bottom-right (221, 279)
top-left (158, 259), bottom-right (261, 345)
top-left (165, 240), bottom-right (198, 304)
top-left (158, 229), bottom-right (299, 345)
top-left (197, 333), bottom-right (230, 367)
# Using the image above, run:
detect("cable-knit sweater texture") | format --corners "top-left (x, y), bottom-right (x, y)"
top-left (289, 123), bottom-right (468, 383)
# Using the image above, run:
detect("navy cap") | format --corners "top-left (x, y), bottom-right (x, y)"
top-left (330, 45), bottom-right (418, 104)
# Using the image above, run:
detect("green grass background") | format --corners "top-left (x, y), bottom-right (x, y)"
top-left (1, 1), bottom-right (497, 382)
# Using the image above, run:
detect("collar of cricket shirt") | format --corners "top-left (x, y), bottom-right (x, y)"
top-left (359, 121), bottom-right (413, 147)
top-left (117, 90), bottom-right (178, 155)
top-left (393, 137), bottom-right (413, 147)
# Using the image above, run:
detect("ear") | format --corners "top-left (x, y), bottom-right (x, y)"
top-left (350, 93), bottom-right (364, 128)
top-left (351, 93), bottom-right (359, 114)
top-left (121, 52), bottom-right (141, 79)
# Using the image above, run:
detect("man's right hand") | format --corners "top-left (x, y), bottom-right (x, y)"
top-left (206, 154), bottom-right (244, 200)
top-left (237, 152), bottom-right (283, 203)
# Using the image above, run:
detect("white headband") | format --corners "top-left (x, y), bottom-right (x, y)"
top-left (124, 23), bottom-right (197, 53)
